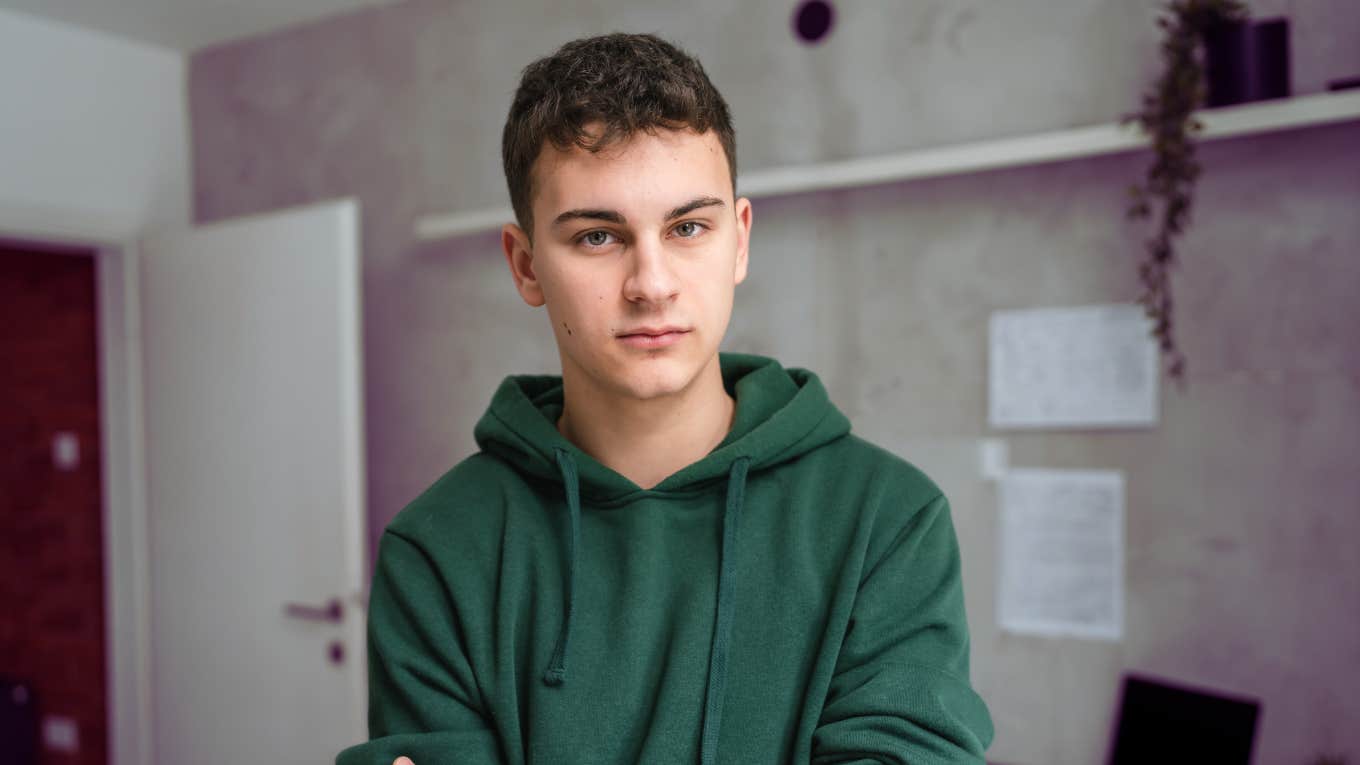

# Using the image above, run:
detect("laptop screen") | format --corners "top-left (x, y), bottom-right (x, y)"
top-left (1108, 674), bottom-right (1260, 765)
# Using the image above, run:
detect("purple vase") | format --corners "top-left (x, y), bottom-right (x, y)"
top-left (1202, 16), bottom-right (1291, 107)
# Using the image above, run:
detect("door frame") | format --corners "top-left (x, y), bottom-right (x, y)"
top-left (0, 200), bottom-right (151, 765)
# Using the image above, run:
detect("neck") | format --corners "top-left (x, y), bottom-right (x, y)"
top-left (556, 354), bottom-right (735, 490)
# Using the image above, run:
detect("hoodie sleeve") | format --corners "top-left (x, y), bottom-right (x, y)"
top-left (335, 530), bottom-right (506, 765)
top-left (811, 492), bottom-right (995, 765)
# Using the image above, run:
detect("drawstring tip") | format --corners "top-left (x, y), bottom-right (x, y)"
top-left (542, 666), bottom-right (566, 687)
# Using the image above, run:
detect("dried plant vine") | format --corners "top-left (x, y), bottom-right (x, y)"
top-left (1121, 0), bottom-right (1247, 384)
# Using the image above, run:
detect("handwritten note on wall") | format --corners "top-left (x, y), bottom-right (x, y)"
top-left (988, 304), bottom-right (1159, 429)
top-left (998, 468), bottom-right (1125, 641)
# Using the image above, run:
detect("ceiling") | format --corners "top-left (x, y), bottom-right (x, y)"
top-left (0, 0), bottom-right (400, 52)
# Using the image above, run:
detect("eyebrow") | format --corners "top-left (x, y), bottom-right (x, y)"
top-left (664, 196), bottom-right (726, 221)
top-left (550, 195), bottom-right (727, 228)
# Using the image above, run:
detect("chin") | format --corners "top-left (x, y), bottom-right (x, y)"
top-left (615, 362), bottom-right (691, 400)
top-left (606, 351), bottom-right (705, 401)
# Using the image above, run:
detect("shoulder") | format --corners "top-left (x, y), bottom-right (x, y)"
top-left (816, 433), bottom-right (946, 507)
top-left (809, 434), bottom-right (959, 565)
top-left (382, 451), bottom-right (524, 551)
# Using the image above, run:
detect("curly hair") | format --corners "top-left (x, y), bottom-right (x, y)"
top-left (501, 33), bottom-right (737, 237)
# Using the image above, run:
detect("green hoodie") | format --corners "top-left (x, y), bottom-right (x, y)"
top-left (336, 352), bottom-right (993, 764)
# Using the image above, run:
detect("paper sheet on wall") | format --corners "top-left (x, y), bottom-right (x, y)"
top-left (988, 303), bottom-right (1158, 429)
top-left (997, 468), bottom-right (1124, 641)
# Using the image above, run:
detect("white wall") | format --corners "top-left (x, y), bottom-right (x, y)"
top-left (0, 7), bottom-right (188, 235)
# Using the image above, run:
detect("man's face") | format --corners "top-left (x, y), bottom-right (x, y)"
top-left (502, 126), bottom-right (751, 403)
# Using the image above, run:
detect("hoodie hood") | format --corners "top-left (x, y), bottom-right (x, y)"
top-left (473, 352), bottom-right (851, 502)
top-left (473, 352), bottom-right (850, 765)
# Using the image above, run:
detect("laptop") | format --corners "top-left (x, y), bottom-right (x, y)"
top-left (1107, 673), bottom-right (1260, 765)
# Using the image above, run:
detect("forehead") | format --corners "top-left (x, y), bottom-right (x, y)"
top-left (530, 128), bottom-right (732, 220)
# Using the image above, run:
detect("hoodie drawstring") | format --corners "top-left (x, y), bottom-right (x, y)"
top-left (542, 448), bottom-right (753, 765)
top-left (543, 448), bottom-right (581, 686)
top-left (699, 456), bottom-right (750, 765)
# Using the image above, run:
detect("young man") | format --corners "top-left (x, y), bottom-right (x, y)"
top-left (337, 32), bottom-right (994, 765)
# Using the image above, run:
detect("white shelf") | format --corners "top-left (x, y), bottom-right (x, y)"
top-left (415, 90), bottom-right (1360, 241)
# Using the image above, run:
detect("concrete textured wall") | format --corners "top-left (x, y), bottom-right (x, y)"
top-left (187, 1), bottom-right (1360, 762)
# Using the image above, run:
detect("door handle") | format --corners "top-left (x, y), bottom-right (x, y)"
top-left (283, 597), bottom-right (343, 623)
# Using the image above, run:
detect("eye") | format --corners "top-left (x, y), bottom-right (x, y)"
top-left (673, 221), bottom-right (707, 238)
top-left (578, 230), bottom-right (617, 248)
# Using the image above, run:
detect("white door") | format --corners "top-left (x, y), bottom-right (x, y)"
top-left (139, 198), bottom-right (368, 763)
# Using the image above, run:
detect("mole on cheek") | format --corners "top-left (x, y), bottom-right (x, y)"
top-left (562, 321), bottom-right (572, 336)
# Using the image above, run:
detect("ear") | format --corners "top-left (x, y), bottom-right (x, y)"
top-left (502, 222), bottom-right (545, 307)
top-left (733, 196), bottom-right (752, 285)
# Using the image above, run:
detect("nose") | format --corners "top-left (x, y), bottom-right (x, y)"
top-left (622, 237), bottom-right (679, 306)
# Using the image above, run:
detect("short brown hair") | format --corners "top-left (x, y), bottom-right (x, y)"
top-left (501, 33), bottom-right (737, 236)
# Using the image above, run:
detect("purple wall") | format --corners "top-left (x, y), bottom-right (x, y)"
top-left (188, 1), bottom-right (1360, 762)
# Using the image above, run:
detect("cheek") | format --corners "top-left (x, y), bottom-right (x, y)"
top-left (695, 259), bottom-right (738, 305)
top-left (543, 272), bottom-right (613, 331)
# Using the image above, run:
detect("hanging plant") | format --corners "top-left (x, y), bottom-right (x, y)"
top-left (1121, 0), bottom-right (1248, 385)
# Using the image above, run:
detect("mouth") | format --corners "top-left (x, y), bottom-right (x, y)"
top-left (616, 326), bottom-right (691, 350)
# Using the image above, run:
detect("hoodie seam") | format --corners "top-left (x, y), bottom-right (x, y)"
top-left (858, 490), bottom-right (948, 589)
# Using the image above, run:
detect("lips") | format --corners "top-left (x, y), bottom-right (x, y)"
top-left (618, 326), bottom-right (689, 338)
top-left (616, 326), bottom-right (691, 349)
